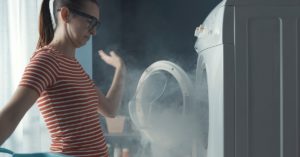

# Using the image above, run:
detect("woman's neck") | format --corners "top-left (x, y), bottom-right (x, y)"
top-left (49, 32), bottom-right (76, 59)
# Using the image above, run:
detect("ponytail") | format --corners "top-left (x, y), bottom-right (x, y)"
top-left (37, 0), bottom-right (54, 49)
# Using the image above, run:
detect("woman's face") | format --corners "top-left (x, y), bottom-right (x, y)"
top-left (66, 2), bottom-right (100, 48)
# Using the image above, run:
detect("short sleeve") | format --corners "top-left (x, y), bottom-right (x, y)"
top-left (19, 52), bottom-right (59, 96)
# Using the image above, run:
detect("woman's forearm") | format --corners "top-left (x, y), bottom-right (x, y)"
top-left (105, 65), bottom-right (126, 116)
top-left (0, 109), bottom-right (17, 145)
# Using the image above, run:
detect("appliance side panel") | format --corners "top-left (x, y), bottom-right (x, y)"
top-left (223, 44), bottom-right (236, 157)
top-left (235, 14), bottom-right (282, 157)
top-left (235, 6), bottom-right (300, 157)
top-left (247, 18), bottom-right (281, 157)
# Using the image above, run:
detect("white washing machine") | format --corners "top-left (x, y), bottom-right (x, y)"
top-left (129, 1), bottom-right (230, 157)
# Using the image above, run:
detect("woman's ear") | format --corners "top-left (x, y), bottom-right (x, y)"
top-left (59, 7), bottom-right (70, 23)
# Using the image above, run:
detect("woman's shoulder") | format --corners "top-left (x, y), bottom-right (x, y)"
top-left (33, 45), bottom-right (58, 57)
top-left (34, 45), bottom-right (79, 64)
top-left (30, 46), bottom-right (61, 66)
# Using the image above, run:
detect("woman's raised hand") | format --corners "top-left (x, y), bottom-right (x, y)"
top-left (98, 50), bottom-right (124, 70)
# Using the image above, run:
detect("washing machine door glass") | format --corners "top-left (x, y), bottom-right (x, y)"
top-left (129, 61), bottom-right (195, 149)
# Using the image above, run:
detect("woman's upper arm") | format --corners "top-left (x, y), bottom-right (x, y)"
top-left (3, 86), bottom-right (39, 119)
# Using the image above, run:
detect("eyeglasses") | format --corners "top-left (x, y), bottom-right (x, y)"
top-left (57, 8), bottom-right (101, 32)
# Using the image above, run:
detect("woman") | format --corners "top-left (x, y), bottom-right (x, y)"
top-left (0, 0), bottom-right (125, 156)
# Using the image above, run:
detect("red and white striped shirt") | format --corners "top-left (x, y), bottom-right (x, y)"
top-left (19, 46), bottom-right (109, 157)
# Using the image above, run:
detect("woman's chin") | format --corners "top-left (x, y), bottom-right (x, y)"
top-left (77, 40), bottom-right (88, 48)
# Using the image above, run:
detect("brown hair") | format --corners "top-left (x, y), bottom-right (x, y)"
top-left (36, 0), bottom-right (99, 48)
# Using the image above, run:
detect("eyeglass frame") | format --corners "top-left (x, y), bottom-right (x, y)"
top-left (57, 7), bottom-right (101, 32)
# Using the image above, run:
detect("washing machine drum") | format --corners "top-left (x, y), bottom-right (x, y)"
top-left (129, 61), bottom-right (204, 152)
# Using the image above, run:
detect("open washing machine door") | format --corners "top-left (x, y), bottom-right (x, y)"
top-left (129, 61), bottom-right (209, 157)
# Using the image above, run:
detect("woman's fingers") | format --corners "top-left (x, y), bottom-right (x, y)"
top-left (98, 50), bottom-right (123, 69)
top-left (98, 50), bottom-right (107, 58)
top-left (109, 51), bottom-right (119, 59)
